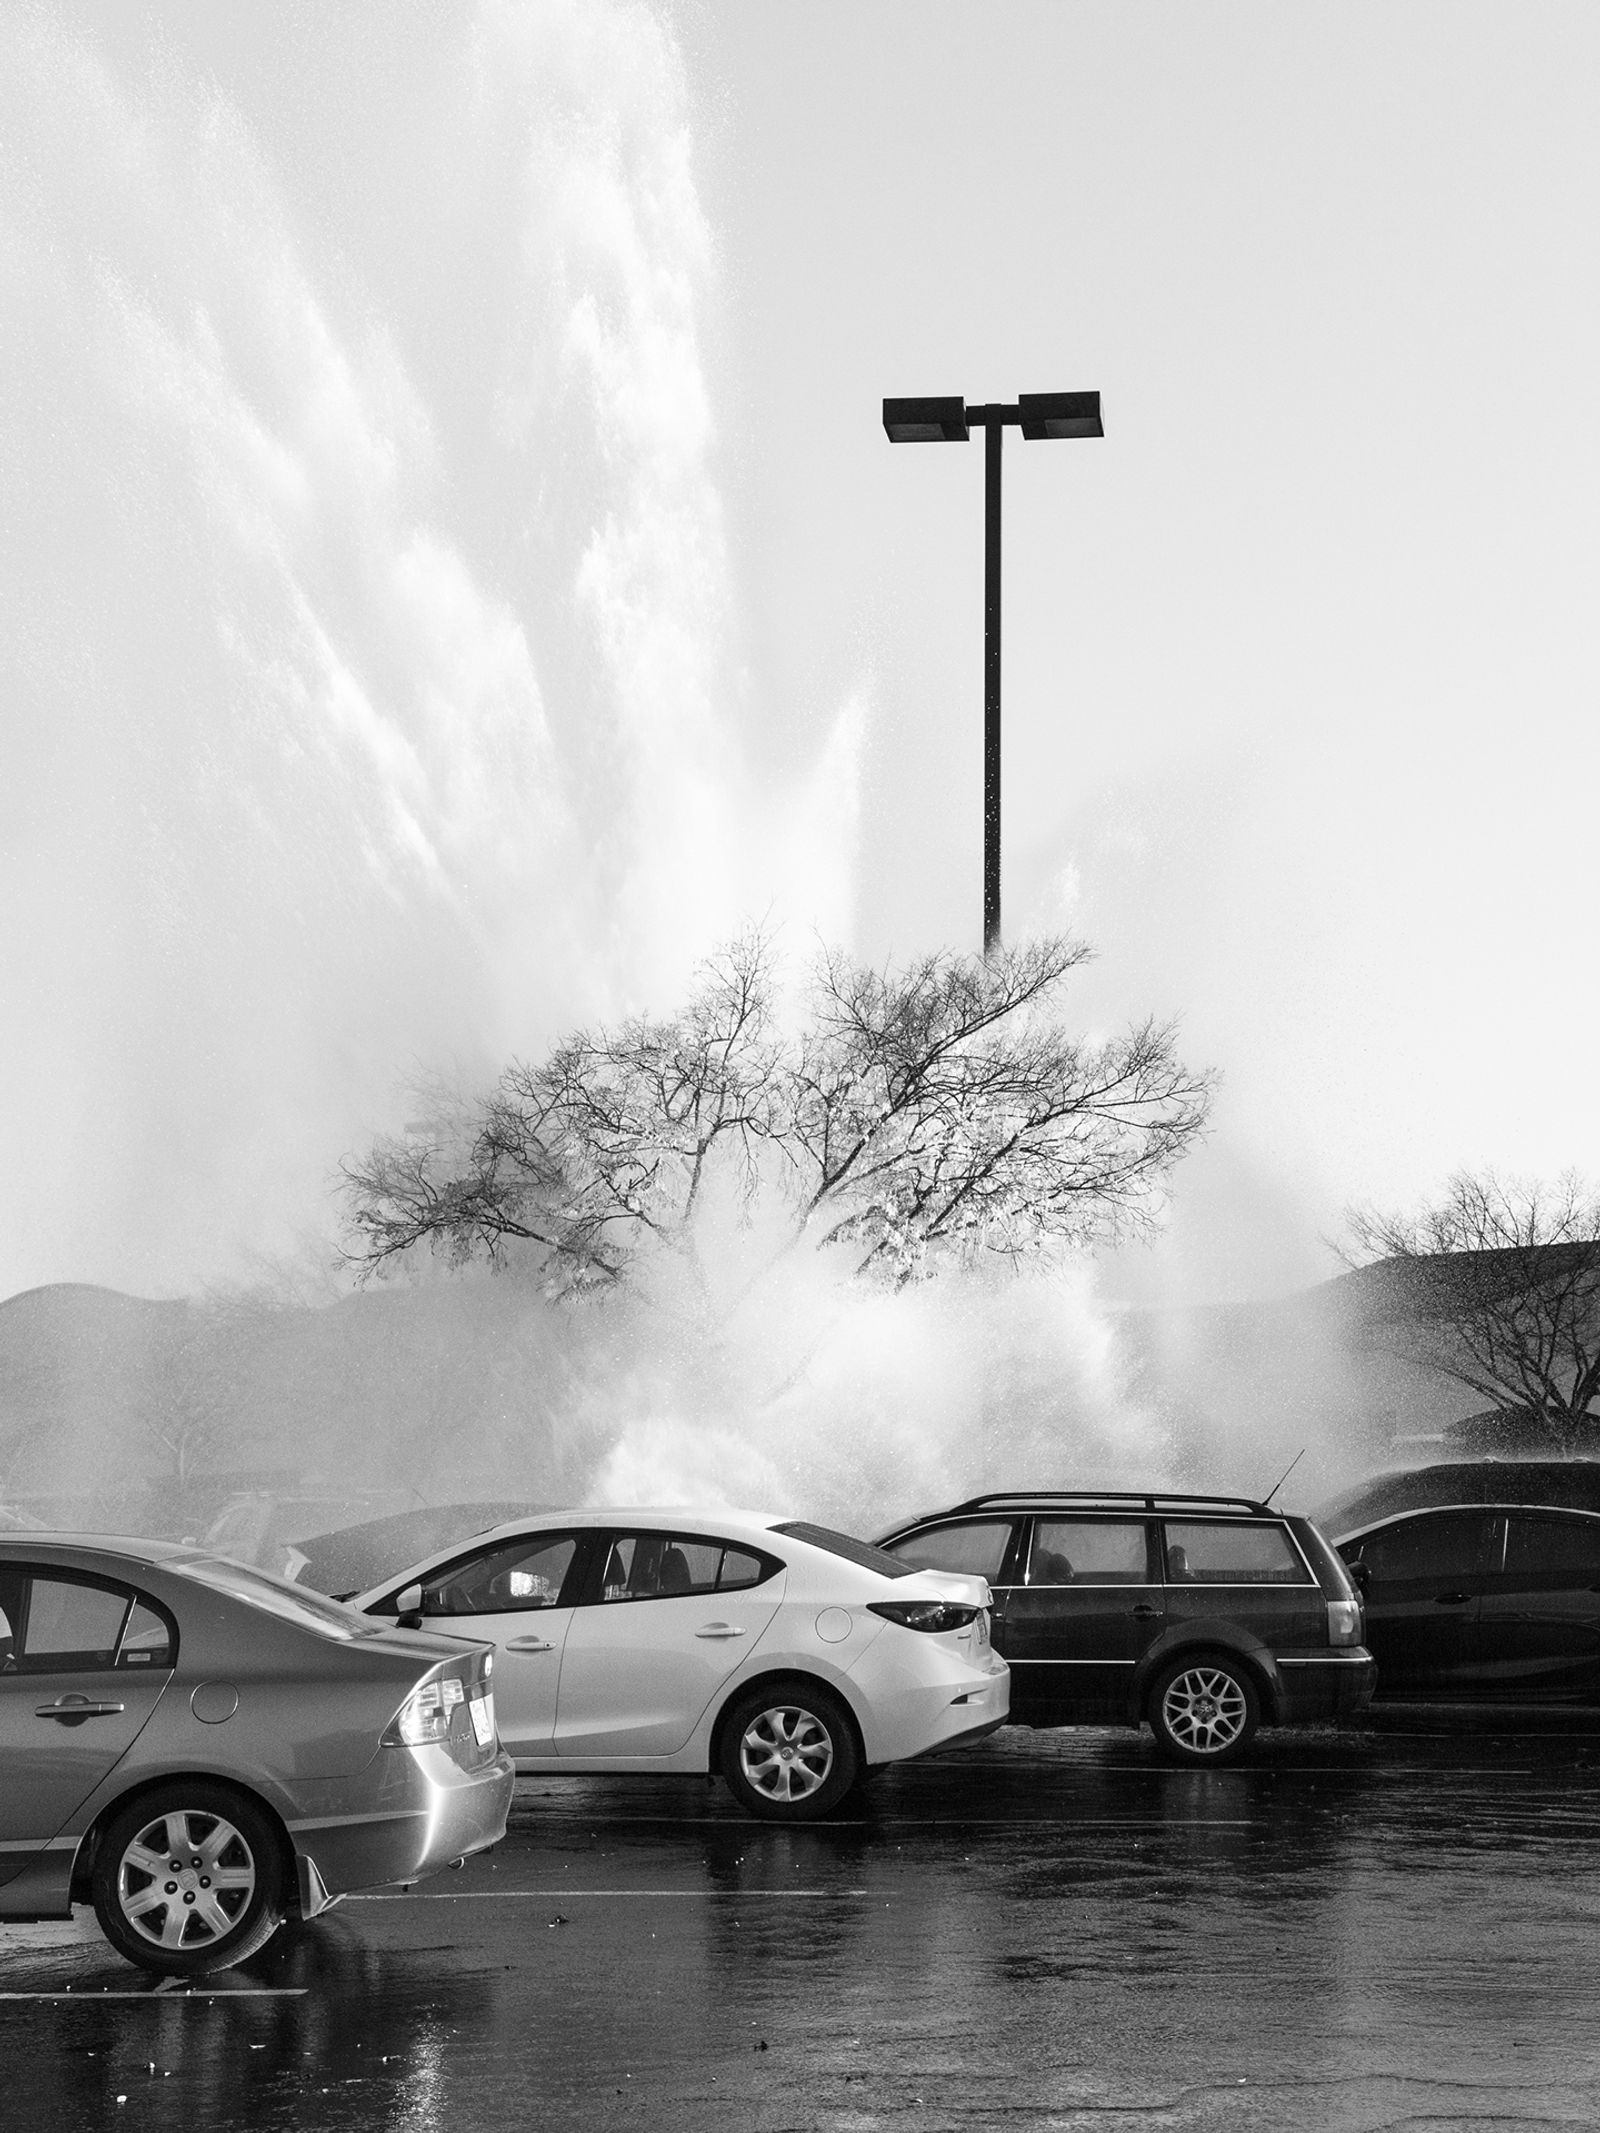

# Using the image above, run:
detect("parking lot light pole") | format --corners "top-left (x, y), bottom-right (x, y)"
top-left (883, 391), bottom-right (1103, 955)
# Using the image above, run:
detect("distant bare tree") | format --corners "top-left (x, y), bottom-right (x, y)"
top-left (1344, 1171), bottom-right (1600, 1450)
top-left (341, 931), bottom-right (1214, 1296)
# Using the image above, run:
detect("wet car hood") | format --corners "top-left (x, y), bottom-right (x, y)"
top-left (283, 1503), bottom-right (553, 1596)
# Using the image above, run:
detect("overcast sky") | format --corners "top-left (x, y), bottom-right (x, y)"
top-left (4, 1), bottom-right (1598, 1307)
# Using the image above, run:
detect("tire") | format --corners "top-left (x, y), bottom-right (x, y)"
top-left (719, 1680), bottom-right (860, 1821)
top-left (1147, 1653), bottom-right (1260, 1766)
top-left (90, 1784), bottom-right (287, 1976)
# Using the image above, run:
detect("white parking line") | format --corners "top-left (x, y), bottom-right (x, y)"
top-left (508, 1815), bottom-right (1263, 1829)
top-left (351, 1888), bottom-right (872, 1901)
top-left (0, 1989), bottom-right (309, 1999)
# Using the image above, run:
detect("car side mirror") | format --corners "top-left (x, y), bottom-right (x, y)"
top-left (395, 1582), bottom-right (424, 1628)
top-left (1347, 1561), bottom-right (1371, 1598)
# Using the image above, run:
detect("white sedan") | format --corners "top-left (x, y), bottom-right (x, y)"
top-left (352, 1510), bottom-right (1009, 1819)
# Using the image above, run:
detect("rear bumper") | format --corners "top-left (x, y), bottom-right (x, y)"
top-left (1274, 1650), bottom-right (1377, 1724)
top-left (286, 1745), bottom-right (515, 1902)
top-left (901, 1712), bottom-right (1008, 1762)
top-left (847, 1641), bottom-right (1011, 1764)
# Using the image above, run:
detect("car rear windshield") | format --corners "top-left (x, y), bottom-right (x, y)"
top-left (770, 1522), bottom-right (915, 1579)
top-left (171, 1557), bottom-right (378, 1641)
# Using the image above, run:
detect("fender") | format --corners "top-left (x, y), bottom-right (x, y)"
top-left (52, 1766), bottom-right (302, 1915)
top-left (704, 1663), bottom-right (872, 1776)
top-left (1127, 1623), bottom-right (1285, 1724)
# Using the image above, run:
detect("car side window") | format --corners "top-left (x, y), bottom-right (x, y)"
top-left (1028, 1519), bottom-right (1154, 1585)
top-left (1503, 1513), bottom-right (1600, 1578)
top-left (16, 1575), bottom-right (132, 1671)
top-left (117, 1598), bottom-right (178, 1669)
top-left (882, 1521), bottom-right (1016, 1582)
top-left (1352, 1511), bottom-right (1495, 1584)
top-left (717, 1549), bottom-right (769, 1591)
top-left (1163, 1521), bottom-right (1310, 1585)
top-left (425, 1534), bottom-right (580, 1616)
top-left (596, 1533), bottom-right (779, 1604)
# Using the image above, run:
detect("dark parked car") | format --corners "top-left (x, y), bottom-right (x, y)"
top-left (0, 1536), bottom-right (514, 1974)
top-left (1324, 1465), bottom-right (1600, 1703)
top-left (874, 1491), bottom-right (1374, 1764)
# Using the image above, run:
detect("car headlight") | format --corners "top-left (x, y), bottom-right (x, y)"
top-left (868, 1600), bottom-right (982, 1634)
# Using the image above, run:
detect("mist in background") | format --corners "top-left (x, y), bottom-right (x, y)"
top-left (0, 0), bottom-right (858, 1303)
top-left (6, 2), bottom-right (1598, 1544)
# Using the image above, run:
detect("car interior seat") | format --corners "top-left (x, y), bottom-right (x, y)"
top-left (658, 1546), bottom-right (691, 1595)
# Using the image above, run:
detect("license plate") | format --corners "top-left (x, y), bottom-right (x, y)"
top-left (470, 1693), bottom-right (495, 1749)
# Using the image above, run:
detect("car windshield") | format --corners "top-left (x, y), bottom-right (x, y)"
top-left (171, 1557), bottom-right (379, 1641)
top-left (770, 1521), bottom-right (916, 1579)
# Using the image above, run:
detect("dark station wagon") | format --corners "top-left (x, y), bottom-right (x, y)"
top-left (875, 1491), bottom-right (1376, 1764)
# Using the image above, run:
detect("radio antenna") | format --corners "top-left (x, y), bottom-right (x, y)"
top-left (1262, 1447), bottom-right (1306, 1507)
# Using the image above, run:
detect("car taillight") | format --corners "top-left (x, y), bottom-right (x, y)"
top-left (868, 1600), bottom-right (982, 1634)
top-left (1326, 1599), bottom-right (1362, 1647)
top-left (386, 1673), bottom-right (466, 1747)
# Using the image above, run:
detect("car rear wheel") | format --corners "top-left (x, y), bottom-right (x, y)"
top-left (1147, 1654), bottom-right (1260, 1766)
top-left (90, 1784), bottom-right (286, 1975)
top-left (719, 1681), bottom-right (859, 1821)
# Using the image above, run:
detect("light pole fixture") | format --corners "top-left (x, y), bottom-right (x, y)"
top-left (883, 389), bottom-right (1102, 953)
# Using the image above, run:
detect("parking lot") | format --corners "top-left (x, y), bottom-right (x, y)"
top-left (5, 1721), bottom-right (1600, 2132)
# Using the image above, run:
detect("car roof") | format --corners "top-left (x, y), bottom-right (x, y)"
top-left (0, 1532), bottom-right (207, 1565)
top-left (1336, 1499), bottom-right (1600, 1543)
top-left (350, 1507), bottom-right (938, 1605)
top-left (1315, 1460), bottom-right (1600, 1536)
top-left (461, 1507), bottom-right (785, 1536)
top-left (886, 1491), bottom-right (1275, 1525)
top-left (357, 1506), bottom-right (790, 1578)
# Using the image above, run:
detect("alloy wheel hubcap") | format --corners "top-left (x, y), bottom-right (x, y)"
top-left (1163, 1668), bottom-right (1248, 1755)
top-left (739, 1706), bottom-right (834, 1801)
top-left (117, 1810), bottom-right (256, 1949)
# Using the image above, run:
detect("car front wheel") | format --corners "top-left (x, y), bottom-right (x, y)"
top-left (90, 1784), bottom-right (287, 1975)
top-left (719, 1681), bottom-right (860, 1820)
top-left (1147, 1654), bottom-right (1260, 1766)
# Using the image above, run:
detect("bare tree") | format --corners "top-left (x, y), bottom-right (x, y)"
top-left (1344, 1171), bottom-right (1600, 1451)
top-left (341, 930), bottom-right (1214, 1295)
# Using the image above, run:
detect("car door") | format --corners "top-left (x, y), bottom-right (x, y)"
top-left (1001, 1517), bottom-right (1162, 1721)
top-left (408, 1530), bottom-right (588, 1757)
top-left (0, 1567), bottom-right (176, 1891)
top-left (1472, 1510), bottom-right (1600, 1701)
top-left (554, 1532), bottom-right (785, 1759)
top-left (1340, 1510), bottom-right (1497, 1696)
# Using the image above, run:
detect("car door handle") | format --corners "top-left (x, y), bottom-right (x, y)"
top-left (1434, 1592), bottom-right (1472, 1605)
top-left (1130, 1603), bottom-right (1161, 1619)
top-left (694, 1624), bottom-right (747, 1639)
top-left (36, 1696), bottom-right (125, 1720)
top-left (504, 1636), bottom-right (556, 1653)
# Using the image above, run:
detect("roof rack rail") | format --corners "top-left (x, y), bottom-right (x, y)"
top-left (944, 1490), bottom-right (1271, 1516)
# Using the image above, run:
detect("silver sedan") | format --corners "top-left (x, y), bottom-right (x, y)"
top-left (0, 1535), bottom-right (514, 1974)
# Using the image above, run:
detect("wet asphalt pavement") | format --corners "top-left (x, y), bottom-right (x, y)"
top-left (5, 1722), bottom-right (1600, 2132)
